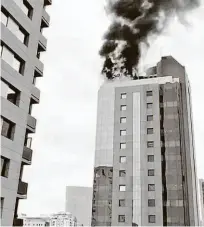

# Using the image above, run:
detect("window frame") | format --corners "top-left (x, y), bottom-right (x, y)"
top-left (120, 156), bottom-right (126, 163)
top-left (148, 184), bottom-right (155, 191)
top-left (148, 199), bottom-right (155, 207)
top-left (148, 215), bottom-right (156, 223)
top-left (146, 91), bottom-right (153, 97)
top-left (147, 155), bottom-right (154, 162)
top-left (119, 170), bottom-right (126, 177)
top-left (147, 128), bottom-right (154, 135)
top-left (1, 78), bottom-right (21, 106)
top-left (119, 199), bottom-right (125, 207)
top-left (1, 156), bottom-right (10, 178)
top-left (118, 215), bottom-right (125, 223)
top-left (121, 93), bottom-right (126, 99)
top-left (1, 116), bottom-right (16, 140)
top-left (148, 169), bottom-right (155, 176)
top-left (120, 105), bottom-right (127, 111)
top-left (120, 130), bottom-right (126, 136)
top-left (119, 185), bottom-right (126, 192)
top-left (147, 141), bottom-right (154, 148)
top-left (147, 115), bottom-right (153, 121)
top-left (120, 117), bottom-right (127, 124)
top-left (147, 103), bottom-right (153, 109)
top-left (120, 143), bottom-right (126, 149)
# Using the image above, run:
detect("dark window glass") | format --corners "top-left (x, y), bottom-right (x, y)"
top-left (1, 117), bottom-right (16, 140)
top-left (1, 156), bottom-right (10, 177)
top-left (1, 197), bottom-right (4, 217)
top-left (146, 91), bottom-right (153, 96)
top-left (148, 215), bottom-right (156, 223)
top-left (147, 128), bottom-right (153, 134)
top-left (148, 169), bottom-right (155, 176)
top-left (148, 199), bottom-right (155, 207)
top-left (147, 115), bottom-right (153, 121)
top-left (118, 215), bottom-right (125, 223)
top-left (1, 79), bottom-right (20, 106)
top-left (147, 155), bottom-right (154, 162)
top-left (147, 141), bottom-right (154, 148)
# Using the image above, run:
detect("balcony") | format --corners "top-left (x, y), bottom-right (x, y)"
top-left (17, 181), bottom-right (28, 196)
top-left (35, 57), bottom-right (44, 76)
top-left (42, 10), bottom-right (50, 28)
top-left (31, 85), bottom-right (40, 104)
top-left (44, 0), bottom-right (52, 6)
top-left (27, 115), bottom-right (37, 133)
top-left (22, 146), bottom-right (33, 164)
top-left (39, 33), bottom-right (47, 51)
top-left (13, 218), bottom-right (23, 226)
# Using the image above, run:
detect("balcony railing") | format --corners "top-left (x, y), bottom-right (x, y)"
top-left (18, 181), bottom-right (28, 196)
top-left (22, 146), bottom-right (33, 162)
top-left (27, 114), bottom-right (36, 131)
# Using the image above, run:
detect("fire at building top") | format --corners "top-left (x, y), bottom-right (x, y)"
top-left (100, 0), bottom-right (200, 80)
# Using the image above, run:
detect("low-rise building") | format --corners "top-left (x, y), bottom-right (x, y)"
top-left (22, 212), bottom-right (77, 227)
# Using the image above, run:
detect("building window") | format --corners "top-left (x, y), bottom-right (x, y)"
top-left (147, 128), bottom-right (153, 134)
top-left (119, 185), bottom-right (126, 191)
top-left (1, 79), bottom-right (21, 106)
top-left (119, 170), bottom-right (126, 177)
top-left (1, 10), bottom-right (8, 26)
top-left (120, 130), bottom-right (126, 136)
top-left (148, 215), bottom-right (156, 223)
top-left (118, 215), bottom-right (125, 223)
top-left (15, 0), bottom-right (33, 19)
top-left (146, 91), bottom-right (153, 96)
top-left (148, 184), bottom-right (155, 191)
top-left (120, 117), bottom-right (126, 123)
top-left (148, 169), bottom-right (155, 176)
top-left (1, 156), bottom-right (10, 178)
top-left (120, 143), bottom-right (126, 149)
top-left (1, 197), bottom-right (4, 217)
top-left (147, 141), bottom-right (154, 148)
top-left (147, 115), bottom-right (153, 121)
top-left (1, 8), bottom-right (29, 45)
top-left (1, 44), bottom-right (25, 75)
top-left (121, 105), bottom-right (127, 111)
top-left (147, 103), bottom-right (153, 109)
top-left (121, 93), bottom-right (126, 99)
top-left (120, 156), bottom-right (126, 163)
top-left (119, 199), bottom-right (125, 207)
top-left (147, 155), bottom-right (154, 162)
top-left (1, 117), bottom-right (16, 140)
top-left (148, 199), bottom-right (155, 207)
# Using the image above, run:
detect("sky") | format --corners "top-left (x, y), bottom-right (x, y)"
top-left (19, 0), bottom-right (204, 216)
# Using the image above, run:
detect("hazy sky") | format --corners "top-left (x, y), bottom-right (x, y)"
top-left (20, 0), bottom-right (204, 216)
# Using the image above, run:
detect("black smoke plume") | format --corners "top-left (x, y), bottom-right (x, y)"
top-left (100, 0), bottom-right (200, 79)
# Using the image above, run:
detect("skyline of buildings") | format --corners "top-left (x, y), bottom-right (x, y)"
top-left (65, 186), bottom-right (92, 226)
top-left (92, 56), bottom-right (200, 226)
top-left (1, 0), bottom-right (51, 226)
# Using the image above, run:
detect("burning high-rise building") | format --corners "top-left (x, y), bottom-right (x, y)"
top-left (91, 56), bottom-right (200, 226)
